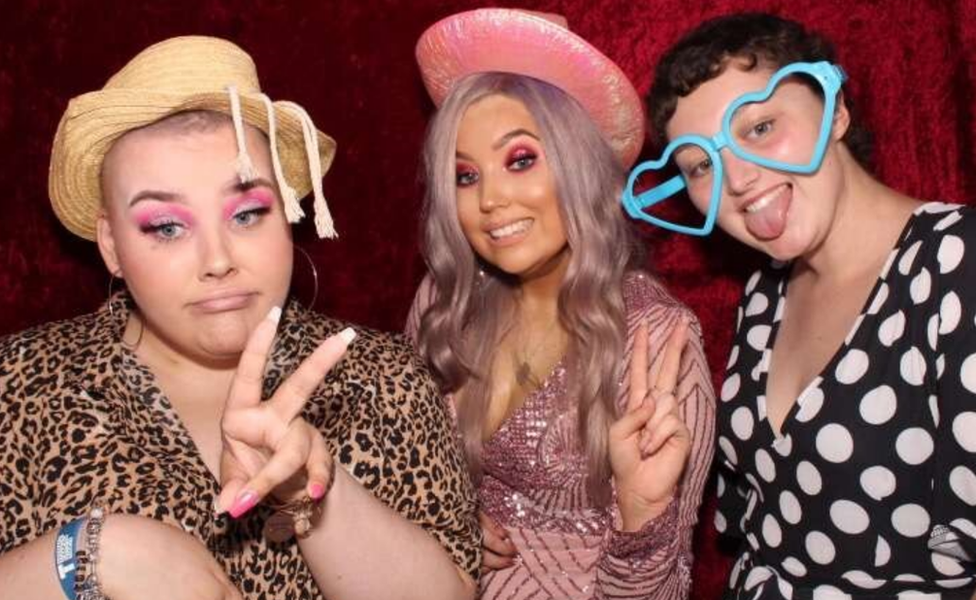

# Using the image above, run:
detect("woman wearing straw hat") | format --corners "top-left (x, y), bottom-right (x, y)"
top-left (0, 36), bottom-right (479, 600)
top-left (405, 9), bottom-right (716, 599)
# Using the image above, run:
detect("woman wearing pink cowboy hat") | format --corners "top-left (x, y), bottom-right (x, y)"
top-left (0, 36), bottom-right (479, 600)
top-left (407, 8), bottom-right (716, 600)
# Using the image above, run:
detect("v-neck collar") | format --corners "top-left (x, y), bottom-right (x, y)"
top-left (483, 355), bottom-right (567, 445)
top-left (62, 292), bottom-right (312, 485)
top-left (754, 203), bottom-right (928, 442)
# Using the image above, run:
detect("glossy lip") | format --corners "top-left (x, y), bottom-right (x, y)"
top-left (189, 290), bottom-right (258, 314)
top-left (484, 217), bottom-right (533, 245)
top-left (739, 183), bottom-right (790, 214)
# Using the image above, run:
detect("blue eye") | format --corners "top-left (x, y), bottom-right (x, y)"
top-left (456, 169), bottom-right (479, 187)
top-left (231, 206), bottom-right (270, 228)
top-left (506, 146), bottom-right (538, 172)
top-left (508, 154), bottom-right (536, 171)
top-left (141, 220), bottom-right (187, 242)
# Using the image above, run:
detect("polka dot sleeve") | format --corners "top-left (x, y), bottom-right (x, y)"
top-left (931, 207), bottom-right (976, 568)
top-left (714, 288), bottom-right (752, 542)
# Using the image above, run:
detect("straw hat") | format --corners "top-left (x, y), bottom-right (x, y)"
top-left (49, 35), bottom-right (338, 241)
top-left (416, 8), bottom-right (644, 167)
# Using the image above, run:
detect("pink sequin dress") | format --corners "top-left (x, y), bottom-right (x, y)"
top-left (407, 272), bottom-right (716, 599)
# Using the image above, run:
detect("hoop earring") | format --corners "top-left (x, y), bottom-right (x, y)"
top-left (295, 246), bottom-right (319, 309)
top-left (107, 271), bottom-right (123, 318)
top-left (107, 272), bottom-right (144, 350)
top-left (121, 314), bottom-right (145, 351)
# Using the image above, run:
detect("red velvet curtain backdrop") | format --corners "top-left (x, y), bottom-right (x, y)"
top-left (1, 1), bottom-right (975, 598)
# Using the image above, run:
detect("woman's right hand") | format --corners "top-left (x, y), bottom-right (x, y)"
top-left (479, 510), bottom-right (518, 573)
top-left (99, 514), bottom-right (242, 600)
top-left (609, 318), bottom-right (692, 531)
top-left (217, 307), bottom-right (352, 517)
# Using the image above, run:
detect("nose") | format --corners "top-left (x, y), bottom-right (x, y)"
top-left (478, 170), bottom-right (511, 213)
top-left (721, 148), bottom-right (760, 196)
top-left (198, 226), bottom-right (237, 281)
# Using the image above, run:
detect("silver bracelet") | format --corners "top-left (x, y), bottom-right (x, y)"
top-left (75, 507), bottom-right (106, 600)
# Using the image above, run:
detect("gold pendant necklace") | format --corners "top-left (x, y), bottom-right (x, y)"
top-left (514, 359), bottom-right (537, 389)
top-left (512, 321), bottom-right (558, 390)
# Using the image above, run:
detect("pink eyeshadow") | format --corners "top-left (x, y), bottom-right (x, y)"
top-left (131, 203), bottom-right (195, 228)
top-left (223, 189), bottom-right (274, 220)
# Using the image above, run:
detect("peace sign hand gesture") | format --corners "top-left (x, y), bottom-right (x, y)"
top-left (216, 307), bottom-right (355, 518)
top-left (609, 317), bottom-right (692, 532)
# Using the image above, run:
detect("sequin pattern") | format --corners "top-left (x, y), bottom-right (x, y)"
top-left (480, 361), bottom-right (609, 537)
top-left (407, 271), bottom-right (717, 600)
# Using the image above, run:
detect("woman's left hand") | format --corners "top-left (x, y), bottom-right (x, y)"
top-left (216, 307), bottom-right (354, 518)
top-left (608, 318), bottom-right (692, 531)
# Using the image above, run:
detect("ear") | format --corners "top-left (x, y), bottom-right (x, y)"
top-left (96, 212), bottom-right (122, 277)
top-left (831, 90), bottom-right (852, 141)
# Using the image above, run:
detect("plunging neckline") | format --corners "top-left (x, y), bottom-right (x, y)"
top-left (484, 355), bottom-right (566, 444)
top-left (755, 204), bottom-right (925, 441)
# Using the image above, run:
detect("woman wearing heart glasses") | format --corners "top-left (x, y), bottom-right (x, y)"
top-left (626, 12), bottom-right (976, 600)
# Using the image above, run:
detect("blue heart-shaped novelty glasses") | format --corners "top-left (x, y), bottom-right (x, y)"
top-left (622, 61), bottom-right (846, 236)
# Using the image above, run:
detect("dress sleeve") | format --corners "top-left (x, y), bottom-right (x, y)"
top-left (375, 337), bottom-right (483, 582)
top-left (715, 285), bottom-right (754, 543)
top-left (0, 336), bottom-right (39, 553)
top-left (596, 308), bottom-right (717, 600)
top-left (714, 464), bottom-right (749, 542)
top-left (931, 210), bottom-right (976, 567)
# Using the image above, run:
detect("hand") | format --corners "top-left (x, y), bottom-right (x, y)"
top-left (609, 318), bottom-right (692, 531)
top-left (100, 514), bottom-right (242, 600)
top-left (479, 510), bottom-right (518, 573)
top-left (216, 307), bottom-right (354, 517)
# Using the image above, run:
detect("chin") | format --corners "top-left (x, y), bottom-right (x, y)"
top-left (761, 232), bottom-right (812, 263)
top-left (502, 262), bottom-right (550, 281)
top-left (194, 316), bottom-right (255, 358)
top-left (196, 337), bottom-right (249, 362)
top-left (487, 256), bottom-right (530, 277)
top-left (729, 219), bottom-right (806, 262)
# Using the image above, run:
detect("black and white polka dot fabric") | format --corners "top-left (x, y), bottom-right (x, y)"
top-left (716, 202), bottom-right (976, 599)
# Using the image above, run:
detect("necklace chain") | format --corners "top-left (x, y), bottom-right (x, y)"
top-left (512, 317), bottom-right (559, 390)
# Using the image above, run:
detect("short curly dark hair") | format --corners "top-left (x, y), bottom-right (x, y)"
top-left (647, 12), bottom-right (873, 168)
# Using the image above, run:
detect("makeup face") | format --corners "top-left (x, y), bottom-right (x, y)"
top-left (454, 94), bottom-right (569, 281)
top-left (97, 120), bottom-right (293, 365)
top-left (667, 62), bottom-right (849, 261)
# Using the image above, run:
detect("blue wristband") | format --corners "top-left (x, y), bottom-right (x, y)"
top-left (54, 518), bottom-right (83, 600)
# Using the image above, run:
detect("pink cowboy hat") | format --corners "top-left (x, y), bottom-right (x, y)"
top-left (415, 8), bottom-right (645, 167)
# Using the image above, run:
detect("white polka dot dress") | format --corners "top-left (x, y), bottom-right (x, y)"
top-left (716, 203), bottom-right (976, 599)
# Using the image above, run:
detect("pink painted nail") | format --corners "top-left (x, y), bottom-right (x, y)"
top-left (229, 490), bottom-right (259, 519)
top-left (309, 483), bottom-right (326, 500)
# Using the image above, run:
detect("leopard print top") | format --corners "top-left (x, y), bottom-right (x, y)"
top-left (0, 295), bottom-right (481, 598)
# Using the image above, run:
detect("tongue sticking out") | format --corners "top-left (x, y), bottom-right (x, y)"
top-left (744, 186), bottom-right (791, 240)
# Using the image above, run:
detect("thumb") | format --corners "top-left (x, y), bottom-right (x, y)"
top-left (217, 455), bottom-right (251, 515)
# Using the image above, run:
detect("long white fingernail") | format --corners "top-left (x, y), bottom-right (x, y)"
top-left (338, 327), bottom-right (356, 344)
top-left (267, 306), bottom-right (282, 323)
